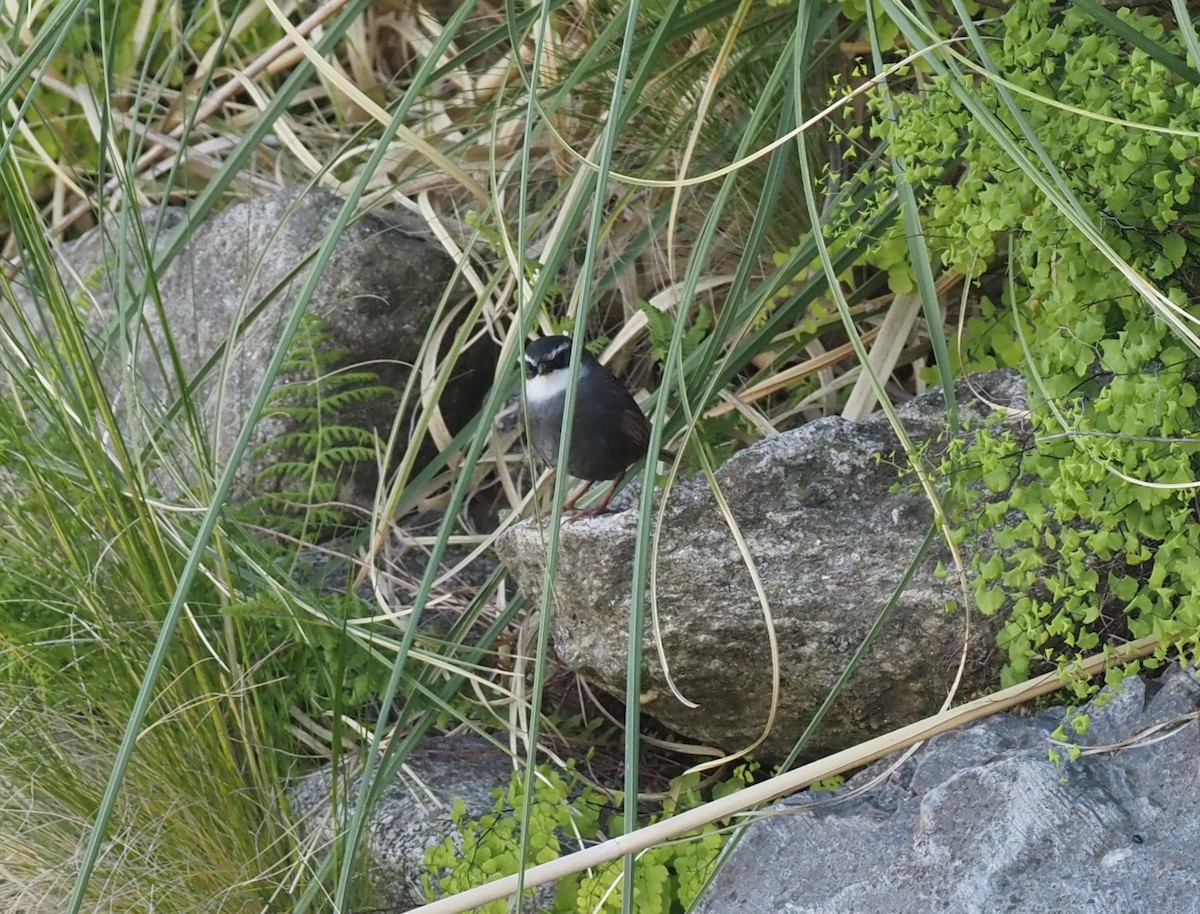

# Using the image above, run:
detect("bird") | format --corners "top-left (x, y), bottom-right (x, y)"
top-left (523, 335), bottom-right (653, 515)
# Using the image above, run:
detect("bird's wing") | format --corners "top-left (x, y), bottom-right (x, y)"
top-left (619, 399), bottom-right (652, 449)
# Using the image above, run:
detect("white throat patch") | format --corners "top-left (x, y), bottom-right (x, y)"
top-left (525, 368), bottom-right (572, 404)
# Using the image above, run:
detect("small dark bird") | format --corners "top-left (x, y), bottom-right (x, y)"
top-left (523, 335), bottom-right (652, 514)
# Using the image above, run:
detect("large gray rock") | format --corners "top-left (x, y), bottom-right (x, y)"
top-left (290, 735), bottom-right (542, 911)
top-left (291, 735), bottom-right (511, 908)
top-left (496, 371), bottom-right (1025, 762)
top-left (694, 665), bottom-right (1200, 914)
top-left (32, 187), bottom-right (493, 503)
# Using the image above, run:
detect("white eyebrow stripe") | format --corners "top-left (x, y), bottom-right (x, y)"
top-left (545, 340), bottom-right (572, 361)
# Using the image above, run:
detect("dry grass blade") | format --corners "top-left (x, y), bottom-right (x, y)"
top-left (532, 38), bottom-right (969, 192)
top-left (841, 290), bottom-right (922, 420)
top-left (1051, 711), bottom-right (1199, 757)
top-left (261, 0), bottom-right (488, 204)
top-left (704, 327), bottom-right (883, 419)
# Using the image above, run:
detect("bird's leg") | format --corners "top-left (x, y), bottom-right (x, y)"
top-left (595, 476), bottom-right (622, 512)
top-left (569, 475), bottom-right (623, 518)
top-left (562, 479), bottom-right (594, 512)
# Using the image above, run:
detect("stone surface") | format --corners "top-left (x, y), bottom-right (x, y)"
top-left (25, 186), bottom-right (493, 503)
top-left (693, 665), bottom-right (1200, 914)
top-left (290, 734), bottom-right (517, 910)
top-left (496, 371), bottom-right (1026, 762)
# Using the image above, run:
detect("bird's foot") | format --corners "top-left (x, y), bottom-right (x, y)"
top-left (564, 504), bottom-right (615, 522)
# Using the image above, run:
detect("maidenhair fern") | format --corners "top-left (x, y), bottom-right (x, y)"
top-left (423, 763), bottom-right (753, 914)
top-left (846, 0), bottom-right (1200, 691)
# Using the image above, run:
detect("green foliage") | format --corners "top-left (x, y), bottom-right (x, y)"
top-left (232, 585), bottom-right (385, 715)
top-left (4, 3), bottom-right (283, 226)
top-left (577, 767), bottom-right (753, 914)
top-left (835, 0), bottom-right (995, 53)
top-left (0, 350), bottom-right (308, 910)
top-left (242, 314), bottom-right (391, 538)
top-left (643, 300), bottom-right (712, 367)
top-left (809, 775), bottom-right (846, 792)
top-left (423, 763), bottom-right (754, 914)
top-left (643, 301), bottom-right (756, 466)
top-left (851, 1), bottom-right (1200, 296)
top-left (424, 764), bottom-right (601, 914)
top-left (0, 382), bottom-right (209, 703)
top-left (463, 210), bottom-right (567, 306)
top-left (853, 0), bottom-right (1200, 693)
